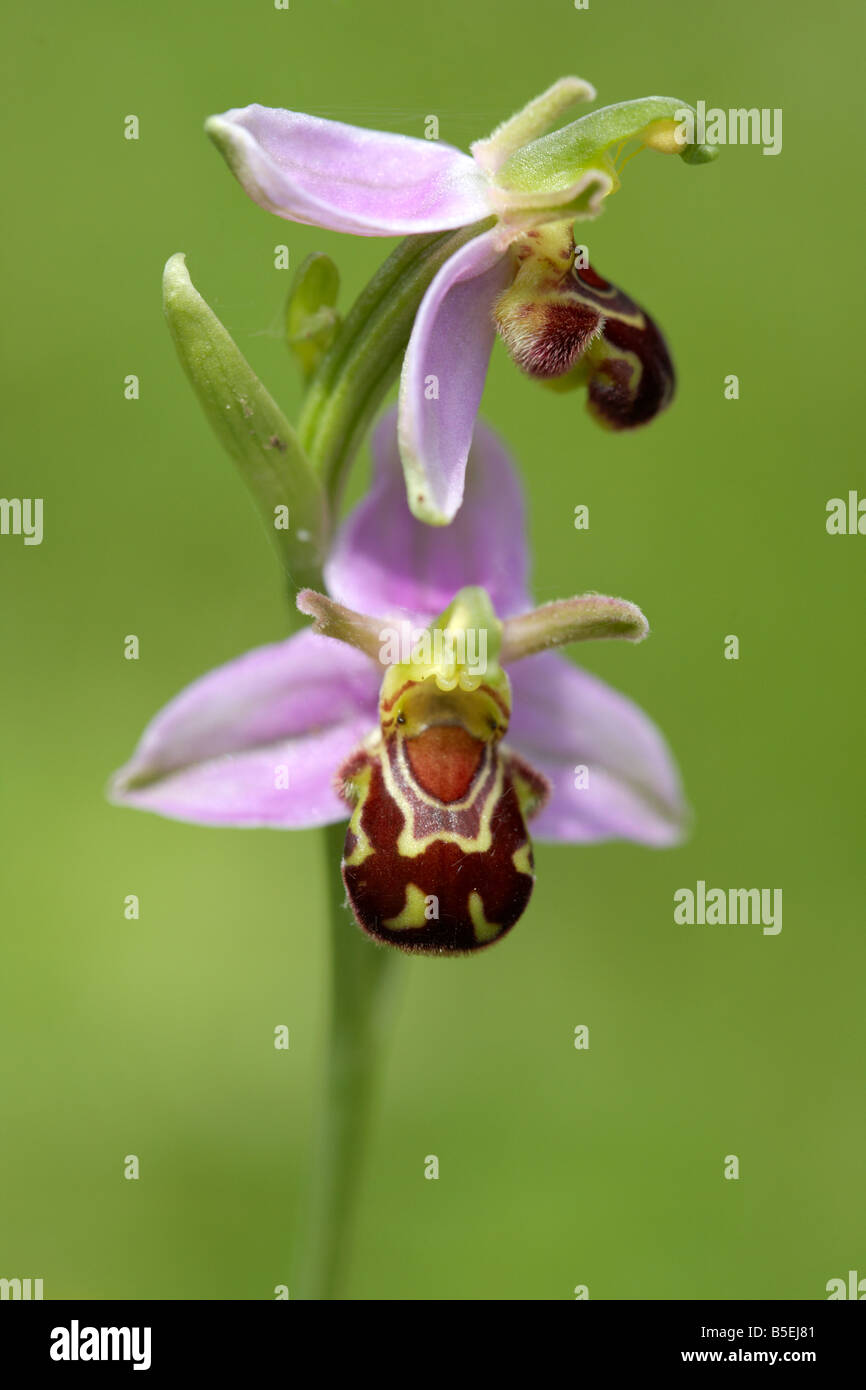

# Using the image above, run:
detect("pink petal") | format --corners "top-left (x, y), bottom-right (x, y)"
top-left (110, 630), bottom-right (379, 828)
top-left (508, 653), bottom-right (687, 845)
top-left (398, 230), bottom-right (514, 524)
top-left (325, 407), bottom-right (531, 621)
top-left (206, 106), bottom-right (491, 236)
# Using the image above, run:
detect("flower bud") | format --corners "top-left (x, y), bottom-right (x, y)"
top-left (285, 252), bottom-right (341, 380)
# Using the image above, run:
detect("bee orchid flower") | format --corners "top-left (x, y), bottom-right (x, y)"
top-left (111, 412), bottom-right (686, 953)
top-left (206, 80), bottom-right (715, 523)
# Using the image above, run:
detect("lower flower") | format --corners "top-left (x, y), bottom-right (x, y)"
top-left (110, 411), bottom-right (688, 954)
top-left (330, 588), bottom-right (549, 952)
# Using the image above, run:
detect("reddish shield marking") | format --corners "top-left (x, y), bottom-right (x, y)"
top-left (405, 725), bottom-right (484, 803)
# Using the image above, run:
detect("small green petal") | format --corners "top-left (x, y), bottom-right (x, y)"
top-left (163, 253), bottom-right (329, 589)
top-left (285, 252), bottom-right (341, 381)
top-left (296, 588), bottom-right (384, 662)
top-left (501, 595), bottom-right (648, 663)
top-left (471, 76), bottom-right (596, 173)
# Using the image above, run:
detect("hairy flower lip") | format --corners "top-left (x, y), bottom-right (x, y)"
top-left (494, 299), bottom-right (606, 379)
top-left (493, 223), bottom-right (676, 424)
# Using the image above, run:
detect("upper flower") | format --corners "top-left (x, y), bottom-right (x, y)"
top-left (206, 81), bottom-right (715, 523)
top-left (110, 410), bottom-right (687, 950)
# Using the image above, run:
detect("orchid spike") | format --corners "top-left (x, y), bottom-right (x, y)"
top-left (111, 410), bottom-right (688, 953)
top-left (205, 81), bottom-right (716, 523)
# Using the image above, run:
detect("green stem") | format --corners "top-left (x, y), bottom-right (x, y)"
top-left (293, 823), bottom-right (400, 1299)
top-left (298, 219), bottom-right (492, 509)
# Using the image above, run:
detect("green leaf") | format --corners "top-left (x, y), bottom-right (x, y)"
top-left (163, 253), bottom-right (329, 591)
top-left (286, 253), bottom-right (341, 381)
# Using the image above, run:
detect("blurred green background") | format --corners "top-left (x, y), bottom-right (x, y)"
top-left (2, 0), bottom-right (863, 1301)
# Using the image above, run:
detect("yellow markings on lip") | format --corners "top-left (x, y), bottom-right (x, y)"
top-left (383, 883), bottom-right (430, 931)
top-left (468, 892), bottom-right (501, 944)
top-left (342, 764), bottom-right (375, 868)
top-left (511, 841), bottom-right (534, 878)
top-left (593, 341), bottom-right (641, 392)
